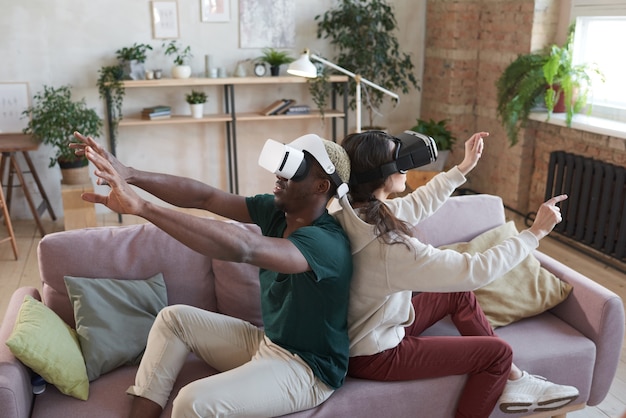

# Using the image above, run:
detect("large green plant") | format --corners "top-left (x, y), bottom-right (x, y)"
top-left (496, 53), bottom-right (548, 146)
top-left (543, 29), bottom-right (603, 126)
top-left (315, 0), bottom-right (418, 128)
top-left (497, 26), bottom-right (604, 146)
top-left (22, 85), bottom-right (103, 167)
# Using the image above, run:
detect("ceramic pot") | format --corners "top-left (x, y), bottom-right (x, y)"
top-left (190, 103), bottom-right (203, 119)
top-left (172, 65), bottom-right (192, 79)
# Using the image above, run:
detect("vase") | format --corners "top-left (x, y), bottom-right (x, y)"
top-left (270, 65), bottom-right (280, 76)
top-left (190, 103), bottom-right (203, 119)
top-left (172, 65), bottom-right (192, 79)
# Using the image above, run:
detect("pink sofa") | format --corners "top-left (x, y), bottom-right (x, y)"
top-left (1, 194), bottom-right (623, 418)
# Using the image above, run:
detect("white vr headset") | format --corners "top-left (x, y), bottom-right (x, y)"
top-left (258, 134), bottom-right (349, 198)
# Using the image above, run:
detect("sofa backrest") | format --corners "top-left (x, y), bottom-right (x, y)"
top-left (411, 194), bottom-right (506, 247)
top-left (37, 194), bottom-right (507, 328)
top-left (38, 223), bottom-right (217, 327)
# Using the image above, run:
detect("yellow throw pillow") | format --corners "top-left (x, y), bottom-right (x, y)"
top-left (439, 221), bottom-right (573, 328)
top-left (6, 295), bottom-right (89, 400)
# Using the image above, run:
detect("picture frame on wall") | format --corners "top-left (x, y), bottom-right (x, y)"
top-left (0, 82), bottom-right (30, 134)
top-left (201, 0), bottom-right (230, 22)
top-left (151, 1), bottom-right (180, 39)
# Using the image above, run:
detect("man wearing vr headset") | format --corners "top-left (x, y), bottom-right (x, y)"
top-left (333, 130), bottom-right (578, 417)
top-left (71, 132), bottom-right (352, 418)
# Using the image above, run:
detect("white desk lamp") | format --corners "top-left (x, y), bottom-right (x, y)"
top-left (287, 49), bottom-right (399, 133)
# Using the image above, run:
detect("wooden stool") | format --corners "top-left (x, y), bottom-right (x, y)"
top-left (0, 133), bottom-right (57, 236)
top-left (0, 182), bottom-right (18, 259)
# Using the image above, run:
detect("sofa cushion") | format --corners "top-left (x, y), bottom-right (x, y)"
top-left (6, 295), bottom-right (89, 400)
top-left (64, 273), bottom-right (167, 381)
top-left (213, 221), bottom-right (263, 327)
top-left (439, 221), bottom-right (573, 328)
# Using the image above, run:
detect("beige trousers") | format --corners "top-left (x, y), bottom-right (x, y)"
top-left (127, 305), bottom-right (334, 418)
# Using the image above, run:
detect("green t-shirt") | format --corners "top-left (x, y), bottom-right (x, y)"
top-left (246, 194), bottom-right (352, 389)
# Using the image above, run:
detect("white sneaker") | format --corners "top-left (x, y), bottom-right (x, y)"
top-left (498, 371), bottom-right (579, 413)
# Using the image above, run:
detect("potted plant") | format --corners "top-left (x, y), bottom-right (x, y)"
top-left (315, 0), bottom-right (418, 129)
top-left (496, 26), bottom-right (604, 146)
top-left (163, 41), bottom-right (193, 79)
top-left (409, 118), bottom-right (456, 171)
top-left (185, 90), bottom-right (207, 119)
top-left (22, 85), bottom-right (103, 184)
top-left (115, 42), bottom-right (153, 80)
top-left (258, 48), bottom-right (294, 76)
top-left (543, 29), bottom-right (604, 126)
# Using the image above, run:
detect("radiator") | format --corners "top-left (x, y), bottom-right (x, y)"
top-left (544, 151), bottom-right (625, 264)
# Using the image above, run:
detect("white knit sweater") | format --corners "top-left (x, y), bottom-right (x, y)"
top-left (332, 167), bottom-right (539, 357)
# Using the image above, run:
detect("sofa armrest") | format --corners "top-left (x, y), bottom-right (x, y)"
top-left (0, 287), bottom-right (40, 418)
top-left (537, 251), bottom-right (625, 405)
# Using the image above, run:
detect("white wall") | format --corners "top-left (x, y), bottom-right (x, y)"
top-left (0, 0), bottom-right (424, 220)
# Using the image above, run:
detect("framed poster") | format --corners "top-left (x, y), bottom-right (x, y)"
top-left (152, 1), bottom-right (180, 39)
top-left (0, 82), bottom-right (30, 134)
top-left (201, 0), bottom-right (230, 22)
top-left (239, 0), bottom-right (294, 48)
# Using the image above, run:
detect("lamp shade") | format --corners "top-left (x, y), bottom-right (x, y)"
top-left (287, 53), bottom-right (317, 78)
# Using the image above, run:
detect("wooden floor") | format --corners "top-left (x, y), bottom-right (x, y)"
top-left (0, 210), bottom-right (624, 417)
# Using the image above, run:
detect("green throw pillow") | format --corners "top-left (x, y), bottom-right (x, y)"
top-left (64, 273), bottom-right (167, 381)
top-left (439, 221), bottom-right (573, 328)
top-left (6, 295), bottom-right (89, 400)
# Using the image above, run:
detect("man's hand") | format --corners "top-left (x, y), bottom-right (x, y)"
top-left (456, 132), bottom-right (488, 175)
top-left (80, 145), bottom-right (145, 216)
top-left (528, 194), bottom-right (568, 240)
top-left (72, 131), bottom-right (131, 185)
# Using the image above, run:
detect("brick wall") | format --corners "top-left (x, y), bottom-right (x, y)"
top-left (420, 0), bottom-right (626, 215)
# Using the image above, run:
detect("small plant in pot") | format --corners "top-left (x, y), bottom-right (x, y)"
top-left (258, 48), bottom-right (294, 76)
top-left (163, 41), bottom-right (193, 79)
top-left (116, 42), bottom-right (153, 80)
top-left (409, 118), bottom-right (456, 171)
top-left (22, 85), bottom-right (103, 184)
top-left (185, 90), bottom-right (207, 119)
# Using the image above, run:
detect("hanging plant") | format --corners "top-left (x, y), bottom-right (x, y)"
top-left (96, 65), bottom-right (125, 136)
top-left (308, 65), bottom-right (331, 120)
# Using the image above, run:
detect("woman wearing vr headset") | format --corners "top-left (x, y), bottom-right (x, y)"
top-left (333, 130), bottom-right (578, 417)
top-left (71, 132), bottom-right (353, 418)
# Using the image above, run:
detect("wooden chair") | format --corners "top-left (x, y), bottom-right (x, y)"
top-left (0, 183), bottom-right (18, 259)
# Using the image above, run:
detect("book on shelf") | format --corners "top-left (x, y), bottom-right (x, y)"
top-left (141, 106), bottom-right (172, 120)
top-left (260, 99), bottom-right (291, 116)
top-left (284, 105), bottom-right (311, 115)
top-left (147, 113), bottom-right (172, 120)
top-left (271, 99), bottom-right (296, 115)
top-left (142, 105), bottom-right (171, 114)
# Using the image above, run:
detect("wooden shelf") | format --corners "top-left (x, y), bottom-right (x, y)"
top-left (119, 114), bottom-right (232, 126)
top-left (237, 110), bottom-right (345, 122)
top-left (121, 75), bottom-right (348, 88)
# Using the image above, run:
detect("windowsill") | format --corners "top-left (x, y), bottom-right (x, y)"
top-left (529, 112), bottom-right (626, 140)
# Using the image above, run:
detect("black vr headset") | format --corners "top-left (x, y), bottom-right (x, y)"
top-left (350, 130), bottom-right (438, 185)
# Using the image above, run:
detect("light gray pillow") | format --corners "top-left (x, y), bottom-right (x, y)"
top-left (64, 273), bottom-right (167, 381)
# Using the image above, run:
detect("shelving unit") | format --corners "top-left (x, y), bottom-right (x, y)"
top-left (105, 75), bottom-right (349, 194)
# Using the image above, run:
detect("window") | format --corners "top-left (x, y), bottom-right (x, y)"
top-left (570, 1), bottom-right (626, 123)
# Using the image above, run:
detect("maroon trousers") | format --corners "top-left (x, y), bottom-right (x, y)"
top-left (349, 292), bottom-right (512, 418)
